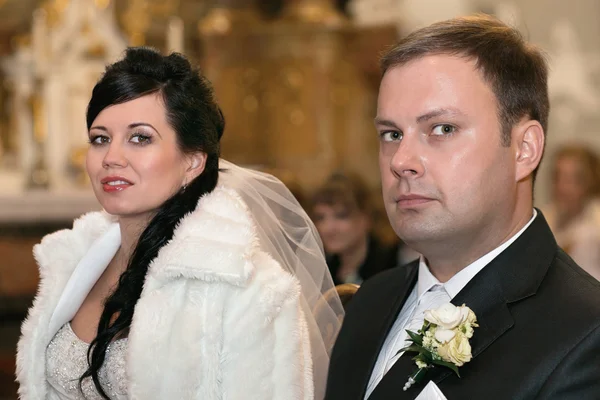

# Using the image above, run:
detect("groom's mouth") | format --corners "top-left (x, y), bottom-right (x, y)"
top-left (395, 194), bottom-right (435, 208)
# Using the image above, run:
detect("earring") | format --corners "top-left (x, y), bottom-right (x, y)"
top-left (181, 183), bottom-right (187, 193)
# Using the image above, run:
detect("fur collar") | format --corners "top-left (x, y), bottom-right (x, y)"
top-left (34, 185), bottom-right (259, 286)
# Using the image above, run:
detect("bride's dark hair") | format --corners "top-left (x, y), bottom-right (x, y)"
top-left (79, 47), bottom-right (225, 398)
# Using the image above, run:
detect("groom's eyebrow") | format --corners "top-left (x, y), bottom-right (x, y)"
top-left (374, 117), bottom-right (400, 129)
top-left (416, 108), bottom-right (465, 123)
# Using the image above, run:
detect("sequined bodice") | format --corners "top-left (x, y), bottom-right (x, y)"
top-left (46, 323), bottom-right (128, 399)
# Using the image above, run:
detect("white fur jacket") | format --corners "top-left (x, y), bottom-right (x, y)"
top-left (16, 186), bottom-right (314, 399)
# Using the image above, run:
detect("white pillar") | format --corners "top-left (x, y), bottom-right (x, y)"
top-left (167, 16), bottom-right (185, 54)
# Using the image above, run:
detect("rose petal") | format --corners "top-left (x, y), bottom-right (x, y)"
top-left (423, 309), bottom-right (439, 325)
top-left (428, 303), bottom-right (463, 329)
top-left (434, 328), bottom-right (456, 343)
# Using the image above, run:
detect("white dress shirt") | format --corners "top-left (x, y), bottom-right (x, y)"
top-left (364, 210), bottom-right (537, 398)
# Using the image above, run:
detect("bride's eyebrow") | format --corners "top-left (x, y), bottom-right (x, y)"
top-left (128, 122), bottom-right (162, 138)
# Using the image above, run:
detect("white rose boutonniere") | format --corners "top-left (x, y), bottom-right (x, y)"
top-left (401, 303), bottom-right (479, 391)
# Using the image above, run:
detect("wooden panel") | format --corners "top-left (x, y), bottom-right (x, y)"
top-left (0, 237), bottom-right (39, 296)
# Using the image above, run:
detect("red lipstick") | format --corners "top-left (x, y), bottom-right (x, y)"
top-left (100, 176), bottom-right (133, 193)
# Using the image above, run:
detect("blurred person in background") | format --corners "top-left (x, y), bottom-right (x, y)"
top-left (310, 172), bottom-right (409, 285)
top-left (543, 144), bottom-right (600, 280)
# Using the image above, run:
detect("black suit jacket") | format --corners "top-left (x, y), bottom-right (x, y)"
top-left (325, 212), bottom-right (600, 400)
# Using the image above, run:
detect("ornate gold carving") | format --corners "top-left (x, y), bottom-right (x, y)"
top-left (121, 0), bottom-right (181, 45)
top-left (70, 146), bottom-right (90, 186)
top-left (197, 0), bottom-right (395, 190)
top-left (30, 92), bottom-right (45, 144)
top-left (0, 79), bottom-right (17, 163)
top-left (11, 34), bottom-right (31, 50)
top-left (81, 19), bottom-right (108, 59)
top-left (212, 64), bottom-right (267, 166)
top-left (198, 7), bottom-right (262, 35)
top-left (121, 0), bottom-right (151, 45)
top-left (40, 0), bottom-right (70, 28)
top-left (27, 83), bottom-right (49, 188)
top-left (281, 0), bottom-right (346, 26)
top-left (148, 0), bottom-right (178, 15)
top-left (0, 82), bottom-right (5, 161)
top-left (94, 0), bottom-right (111, 9)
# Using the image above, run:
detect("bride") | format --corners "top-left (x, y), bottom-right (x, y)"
top-left (16, 46), bottom-right (343, 400)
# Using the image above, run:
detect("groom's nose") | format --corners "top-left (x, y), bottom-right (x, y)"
top-left (390, 133), bottom-right (425, 180)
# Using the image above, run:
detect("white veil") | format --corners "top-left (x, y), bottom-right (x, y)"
top-left (218, 159), bottom-right (344, 398)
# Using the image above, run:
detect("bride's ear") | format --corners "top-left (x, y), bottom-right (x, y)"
top-left (186, 152), bottom-right (207, 182)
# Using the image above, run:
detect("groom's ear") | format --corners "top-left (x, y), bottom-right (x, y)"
top-left (512, 118), bottom-right (544, 182)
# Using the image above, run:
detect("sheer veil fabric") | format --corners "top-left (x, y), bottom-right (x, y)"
top-left (218, 159), bottom-right (345, 398)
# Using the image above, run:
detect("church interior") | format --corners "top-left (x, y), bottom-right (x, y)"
top-left (1, 0), bottom-right (600, 398)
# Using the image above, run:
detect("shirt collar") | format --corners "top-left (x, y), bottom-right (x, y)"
top-left (417, 209), bottom-right (538, 299)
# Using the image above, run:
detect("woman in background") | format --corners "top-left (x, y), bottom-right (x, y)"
top-left (543, 144), bottom-right (600, 280)
top-left (16, 47), bottom-right (342, 399)
top-left (310, 172), bottom-right (413, 286)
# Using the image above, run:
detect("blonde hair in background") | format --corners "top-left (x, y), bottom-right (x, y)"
top-left (310, 171), bottom-right (398, 246)
top-left (552, 143), bottom-right (600, 197)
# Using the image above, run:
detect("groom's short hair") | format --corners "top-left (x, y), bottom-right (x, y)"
top-left (380, 14), bottom-right (549, 150)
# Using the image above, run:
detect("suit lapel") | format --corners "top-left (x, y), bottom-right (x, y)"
top-left (335, 261), bottom-right (418, 399)
top-left (368, 210), bottom-right (557, 399)
top-left (425, 270), bottom-right (514, 389)
top-left (448, 209), bottom-right (555, 364)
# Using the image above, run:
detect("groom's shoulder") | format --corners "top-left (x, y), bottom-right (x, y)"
top-left (545, 249), bottom-right (600, 311)
top-left (523, 248), bottom-right (600, 343)
top-left (551, 250), bottom-right (600, 291)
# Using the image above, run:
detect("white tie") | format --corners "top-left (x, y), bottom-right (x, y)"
top-left (383, 284), bottom-right (451, 375)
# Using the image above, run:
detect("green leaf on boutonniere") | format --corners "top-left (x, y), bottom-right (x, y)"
top-left (421, 321), bottom-right (432, 332)
top-left (405, 330), bottom-right (423, 346)
top-left (420, 349), bottom-right (434, 364)
top-left (400, 344), bottom-right (424, 354)
top-left (412, 353), bottom-right (431, 366)
top-left (432, 359), bottom-right (461, 377)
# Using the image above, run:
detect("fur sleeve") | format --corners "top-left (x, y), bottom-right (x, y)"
top-left (219, 252), bottom-right (314, 400)
top-left (272, 286), bottom-right (314, 400)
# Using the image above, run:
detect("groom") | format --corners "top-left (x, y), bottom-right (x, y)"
top-left (325, 14), bottom-right (600, 400)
